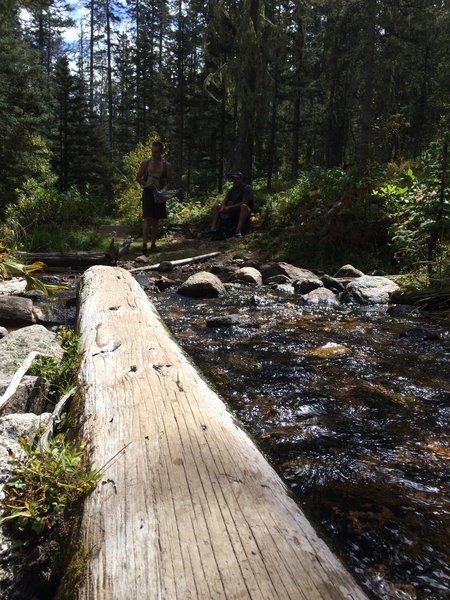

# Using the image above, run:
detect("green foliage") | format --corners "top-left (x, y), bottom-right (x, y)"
top-left (0, 256), bottom-right (68, 295)
top-left (0, 434), bottom-right (100, 539)
top-left (373, 140), bottom-right (450, 277)
top-left (28, 326), bottom-right (81, 405)
top-left (5, 177), bottom-right (104, 251)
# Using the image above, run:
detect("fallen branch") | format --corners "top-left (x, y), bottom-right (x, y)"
top-left (129, 251), bottom-right (221, 273)
top-left (38, 386), bottom-right (77, 450)
top-left (0, 351), bottom-right (43, 413)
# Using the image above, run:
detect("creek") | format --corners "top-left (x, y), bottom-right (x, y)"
top-left (152, 284), bottom-right (450, 600)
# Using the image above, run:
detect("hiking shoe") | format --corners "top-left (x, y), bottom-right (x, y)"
top-left (150, 244), bottom-right (160, 253)
top-left (235, 231), bottom-right (242, 238)
top-left (141, 245), bottom-right (148, 254)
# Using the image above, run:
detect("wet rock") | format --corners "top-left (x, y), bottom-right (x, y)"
top-left (293, 278), bottom-right (324, 295)
top-left (320, 274), bottom-right (346, 294)
top-left (210, 264), bottom-right (241, 282)
top-left (387, 304), bottom-right (420, 317)
top-left (21, 289), bottom-right (47, 302)
top-left (298, 287), bottom-right (340, 306)
top-left (306, 342), bottom-right (352, 358)
top-left (157, 261), bottom-right (174, 272)
top-left (0, 324), bottom-right (64, 375)
top-left (206, 314), bottom-right (257, 328)
top-left (177, 271), bottom-right (226, 298)
top-left (265, 275), bottom-right (291, 285)
top-left (260, 262), bottom-right (319, 284)
top-left (231, 267), bottom-right (262, 285)
top-left (334, 264), bottom-right (364, 278)
top-left (342, 275), bottom-right (399, 305)
top-left (397, 327), bottom-right (440, 343)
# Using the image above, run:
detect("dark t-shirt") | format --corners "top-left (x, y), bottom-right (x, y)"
top-left (225, 184), bottom-right (254, 212)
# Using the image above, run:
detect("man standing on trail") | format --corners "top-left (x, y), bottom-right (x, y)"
top-left (136, 141), bottom-right (173, 253)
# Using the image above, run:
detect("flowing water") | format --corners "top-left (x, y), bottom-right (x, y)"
top-left (153, 284), bottom-right (450, 600)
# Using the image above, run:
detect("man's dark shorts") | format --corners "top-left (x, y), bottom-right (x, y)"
top-left (142, 187), bottom-right (167, 219)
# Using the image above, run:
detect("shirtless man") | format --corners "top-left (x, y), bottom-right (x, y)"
top-left (136, 141), bottom-right (173, 253)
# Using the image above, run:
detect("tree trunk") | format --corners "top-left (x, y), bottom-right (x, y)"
top-left (358, 0), bottom-right (376, 173)
top-left (73, 265), bottom-right (369, 600)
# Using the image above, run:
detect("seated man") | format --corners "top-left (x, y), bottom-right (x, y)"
top-left (207, 171), bottom-right (254, 238)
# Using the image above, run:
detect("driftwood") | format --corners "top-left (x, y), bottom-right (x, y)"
top-left (38, 386), bottom-right (76, 450)
top-left (74, 265), bottom-right (368, 600)
top-left (129, 250), bottom-right (222, 273)
top-left (0, 351), bottom-right (42, 413)
top-left (15, 251), bottom-right (114, 268)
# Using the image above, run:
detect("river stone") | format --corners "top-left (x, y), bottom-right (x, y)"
top-left (293, 278), bottom-right (324, 295)
top-left (0, 296), bottom-right (36, 326)
top-left (342, 275), bottom-right (400, 304)
top-left (206, 314), bottom-right (256, 328)
top-left (334, 264), bottom-right (364, 278)
top-left (320, 274), bottom-right (346, 294)
top-left (0, 324), bottom-right (64, 375)
top-left (265, 274), bottom-right (291, 285)
top-left (260, 262), bottom-right (319, 284)
top-left (209, 264), bottom-right (240, 282)
top-left (231, 267), bottom-right (262, 285)
top-left (0, 278), bottom-right (28, 296)
top-left (297, 287), bottom-right (339, 306)
top-left (0, 374), bottom-right (41, 416)
top-left (177, 271), bottom-right (226, 298)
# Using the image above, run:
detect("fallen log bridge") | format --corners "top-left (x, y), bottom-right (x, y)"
top-left (75, 265), bottom-right (369, 600)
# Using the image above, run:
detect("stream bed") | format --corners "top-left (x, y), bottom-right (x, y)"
top-left (153, 284), bottom-right (450, 600)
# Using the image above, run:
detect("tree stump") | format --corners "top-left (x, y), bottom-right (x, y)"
top-left (75, 266), bottom-right (368, 600)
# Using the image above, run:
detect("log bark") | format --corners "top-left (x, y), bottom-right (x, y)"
top-left (15, 251), bottom-right (114, 268)
top-left (75, 265), bottom-right (368, 600)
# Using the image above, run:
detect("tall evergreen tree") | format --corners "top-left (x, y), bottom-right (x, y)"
top-left (0, 0), bottom-right (50, 210)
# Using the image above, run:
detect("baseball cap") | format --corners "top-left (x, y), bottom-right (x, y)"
top-left (229, 171), bottom-right (243, 179)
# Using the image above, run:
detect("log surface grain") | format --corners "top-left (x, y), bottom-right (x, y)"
top-left (76, 266), bottom-right (368, 600)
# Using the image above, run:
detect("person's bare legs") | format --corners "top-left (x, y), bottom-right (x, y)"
top-left (150, 218), bottom-right (159, 250)
top-left (142, 218), bottom-right (151, 249)
top-left (236, 204), bottom-right (251, 233)
top-left (210, 204), bottom-right (222, 231)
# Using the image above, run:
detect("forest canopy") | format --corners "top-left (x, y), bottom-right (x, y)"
top-left (0, 0), bottom-right (449, 274)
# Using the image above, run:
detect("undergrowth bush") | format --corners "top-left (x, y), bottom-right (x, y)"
top-left (5, 179), bottom-right (103, 251)
top-left (0, 435), bottom-right (100, 539)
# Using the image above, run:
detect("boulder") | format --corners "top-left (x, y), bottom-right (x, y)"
top-left (0, 374), bottom-right (41, 416)
top-left (0, 324), bottom-right (64, 375)
top-left (297, 287), bottom-right (340, 307)
top-left (260, 262), bottom-right (319, 284)
top-left (320, 274), bottom-right (346, 294)
top-left (177, 271), bottom-right (226, 298)
top-left (231, 267), bottom-right (262, 285)
top-left (0, 278), bottom-right (28, 296)
top-left (293, 278), bottom-right (324, 295)
top-left (0, 327), bottom-right (8, 339)
top-left (334, 264), bottom-right (364, 278)
top-left (0, 296), bottom-right (36, 326)
top-left (342, 275), bottom-right (400, 304)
